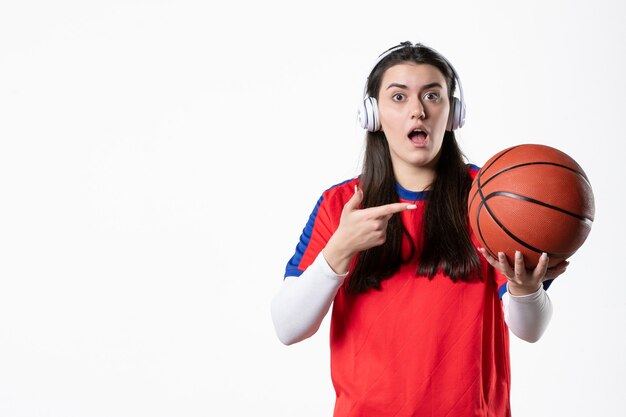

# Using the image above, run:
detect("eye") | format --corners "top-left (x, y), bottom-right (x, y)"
top-left (424, 92), bottom-right (440, 101)
top-left (392, 93), bottom-right (406, 102)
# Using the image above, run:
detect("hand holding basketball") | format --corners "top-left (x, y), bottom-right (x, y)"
top-left (479, 248), bottom-right (569, 295)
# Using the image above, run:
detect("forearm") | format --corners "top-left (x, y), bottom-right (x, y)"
top-left (271, 252), bottom-right (346, 345)
top-left (503, 285), bottom-right (553, 343)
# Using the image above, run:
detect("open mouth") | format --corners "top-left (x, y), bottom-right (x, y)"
top-left (408, 128), bottom-right (428, 145)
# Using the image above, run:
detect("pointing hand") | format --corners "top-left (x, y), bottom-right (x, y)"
top-left (323, 185), bottom-right (416, 274)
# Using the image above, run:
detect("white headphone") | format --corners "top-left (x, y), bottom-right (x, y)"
top-left (357, 42), bottom-right (466, 132)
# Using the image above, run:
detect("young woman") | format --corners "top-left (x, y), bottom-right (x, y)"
top-left (271, 41), bottom-right (568, 417)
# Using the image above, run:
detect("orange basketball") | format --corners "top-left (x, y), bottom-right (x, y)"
top-left (468, 144), bottom-right (595, 269)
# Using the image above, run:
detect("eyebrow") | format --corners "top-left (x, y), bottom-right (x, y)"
top-left (386, 82), bottom-right (444, 91)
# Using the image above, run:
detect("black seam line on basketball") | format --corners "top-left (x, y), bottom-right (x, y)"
top-left (477, 198), bottom-right (548, 256)
top-left (478, 146), bottom-right (520, 181)
top-left (475, 175), bottom-right (508, 260)
top-left (484, 191), bottom-right (593, 226)
top-left (477, 183), bottom-right (552, 256)
top-left (477, 162), bottom-right (591, 192)
top-left (477, 191), bottom-right (576, 258)
top-left (477, 186), bottom-right (577, 258)
top-left (469, 146), bottom-right (520, 209)
top-left (475, 199), bottom-right (499, 261)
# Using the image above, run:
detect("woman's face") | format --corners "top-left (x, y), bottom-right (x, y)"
top-left (377, 62), bottom-right (450, 178)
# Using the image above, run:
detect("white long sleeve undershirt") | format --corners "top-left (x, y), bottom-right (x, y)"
top-left (271, 252), bottom-right (347, 345)
top-left (502, 284), bottom-right (553, 343)
top-left (271, 252), bottom-right (553, 345)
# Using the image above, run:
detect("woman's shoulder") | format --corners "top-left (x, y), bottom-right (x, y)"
top-left (466, 163), bottom-right (481, 180)
top-left (319, 177), bottom-right (360, 206)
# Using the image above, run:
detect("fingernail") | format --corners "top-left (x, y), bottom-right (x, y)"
top-left (515, 251), bottom-right (521, 258)
top-left (541, 252), bottom-right (548, 260)
top-left (354, 185), bottom-right (358, 194)
top-left (406, 204), bottom-right (417, 210)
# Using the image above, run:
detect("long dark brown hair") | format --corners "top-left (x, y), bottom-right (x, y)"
top-left (346, 42), bottom-right (481, 294)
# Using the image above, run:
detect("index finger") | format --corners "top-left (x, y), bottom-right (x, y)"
top-left (363, 202), bottom-right (417, 218)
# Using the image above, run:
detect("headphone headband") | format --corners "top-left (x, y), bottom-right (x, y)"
top-left (357, 42), bottom-right (466, 132)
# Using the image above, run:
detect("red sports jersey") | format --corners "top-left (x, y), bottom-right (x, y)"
top-left (284, 166), bottom-right (515, 417)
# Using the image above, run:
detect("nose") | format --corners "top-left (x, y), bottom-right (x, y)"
top-left (411, 99), bottom-right (425, 120)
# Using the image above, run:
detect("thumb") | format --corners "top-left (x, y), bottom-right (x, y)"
top-left (343, 184), bottom-right (363, 212)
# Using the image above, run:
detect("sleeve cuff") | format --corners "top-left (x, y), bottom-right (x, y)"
top-left (507, 285), bottom-right (545, 302)
top-left (318, 252), bottom-right (349, 280)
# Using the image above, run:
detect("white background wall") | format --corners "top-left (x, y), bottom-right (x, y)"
top-left (1, 0), bottom-right (624, 416)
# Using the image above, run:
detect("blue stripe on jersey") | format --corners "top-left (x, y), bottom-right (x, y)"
top-left (284, 178), bottom-right (355, 278)
top-left (284, 194), bottom-right (324, 278)
top-left (498, 279), bottom-right (555, 299)
top-left (498, 283), bottom-right (508, 299)
top-left (395, 183), bottom-right (429, 201)
top-left (467, 163), bottom-right (481, 172)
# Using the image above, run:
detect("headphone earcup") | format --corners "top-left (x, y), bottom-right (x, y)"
top-left (359, 96), bottom-right (380, 132)
top-left (447, 97), bottom-right (465, 131)
top-left (357, 99), bottom-right (369, 130)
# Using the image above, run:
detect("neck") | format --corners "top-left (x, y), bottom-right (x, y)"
top-left (393, 163), bottom-right (437, 192)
